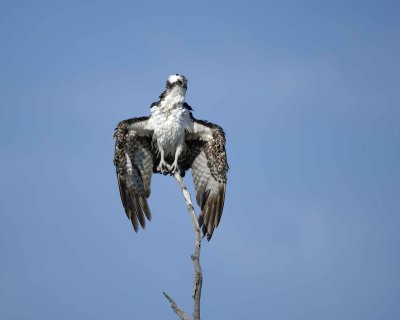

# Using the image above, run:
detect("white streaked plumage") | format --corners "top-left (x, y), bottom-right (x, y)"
top-left (147, 106), bottom-right (193, 156)
top-left (114, 74), bottom-right (229, 240)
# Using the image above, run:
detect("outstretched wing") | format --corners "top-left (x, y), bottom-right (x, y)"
top-left (114, 117), bottom-right (155, 232)
top-left (186, 119), bottom-right (229, 240)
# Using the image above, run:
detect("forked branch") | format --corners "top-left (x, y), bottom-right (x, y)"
top-left (163, 173), bottom-right (203, 320)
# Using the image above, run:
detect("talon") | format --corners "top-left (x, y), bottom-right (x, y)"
top-left (169, 163), bottom-right (179, 174)
top-left (157, 161), bottom-right (171, 174)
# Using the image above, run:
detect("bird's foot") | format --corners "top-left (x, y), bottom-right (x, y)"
top-left (169, 162), bottom-right (180, 175)
top-left (157, 161), bottom-right (171, 175)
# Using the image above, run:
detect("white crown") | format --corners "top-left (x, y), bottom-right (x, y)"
top-left (168, 74), bottom-right (184, 84)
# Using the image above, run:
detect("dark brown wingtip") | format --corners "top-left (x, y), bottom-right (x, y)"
top-left (198, 215), bottom-right (204, 227)
top-left (130, 210), bottom-right (139, 232)
top-left (139, 196), bottom-right (152, 221)
top-left (198, 197), bottom-right (218, 240)
top-left (133, 194), bottom-right (146, 229)
top-left (201, 224), bottom-right (207, 238)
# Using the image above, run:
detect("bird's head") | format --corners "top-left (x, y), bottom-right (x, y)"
top-left (166, 74), bottom-right (188, 90)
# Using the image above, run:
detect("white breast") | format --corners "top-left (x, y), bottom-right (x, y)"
top-left (148, 106), bottom-right (193, 155)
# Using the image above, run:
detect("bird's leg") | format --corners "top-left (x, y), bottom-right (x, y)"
top-left (157, 148), bottom-right (170, 174)
top-left (169, 144), bottom-right (183, 174)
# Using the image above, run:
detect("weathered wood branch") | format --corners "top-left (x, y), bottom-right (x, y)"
top-left (162, 292), bottom-right (191, 320)
top-left (163, 172), bottom-right (203, 320)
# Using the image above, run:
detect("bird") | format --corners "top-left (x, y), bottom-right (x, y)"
top-left (113, 74), bottom-right (229, 240)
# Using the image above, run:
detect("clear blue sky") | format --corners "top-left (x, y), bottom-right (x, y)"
top-left (1, 1), bottom-right (399, 319)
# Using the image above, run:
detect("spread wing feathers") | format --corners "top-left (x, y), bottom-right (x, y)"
top-left (188, 119), bottom-right (229, 240)
top-left (114, 117), bottom-right (154, 232)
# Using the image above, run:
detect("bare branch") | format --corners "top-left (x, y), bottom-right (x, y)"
top-left (174, 172), bottom-right (203, 320)
top-left (162, 292), bottom-right (191, 320)
top-left (163, 173), bottom-right (203, 320)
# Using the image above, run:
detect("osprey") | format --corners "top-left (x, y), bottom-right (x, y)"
top-left (114, 74), bottom-right (228, 240)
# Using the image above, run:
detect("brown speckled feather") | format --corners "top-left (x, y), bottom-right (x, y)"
top-left (114, 115), bottom-right (228, 240)
top-left (114, 117), bottom-right (155, 232)
top-left (187, 118), bottom-right (229, 240)
top-left (114, 82), bottom-right (228, 241)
